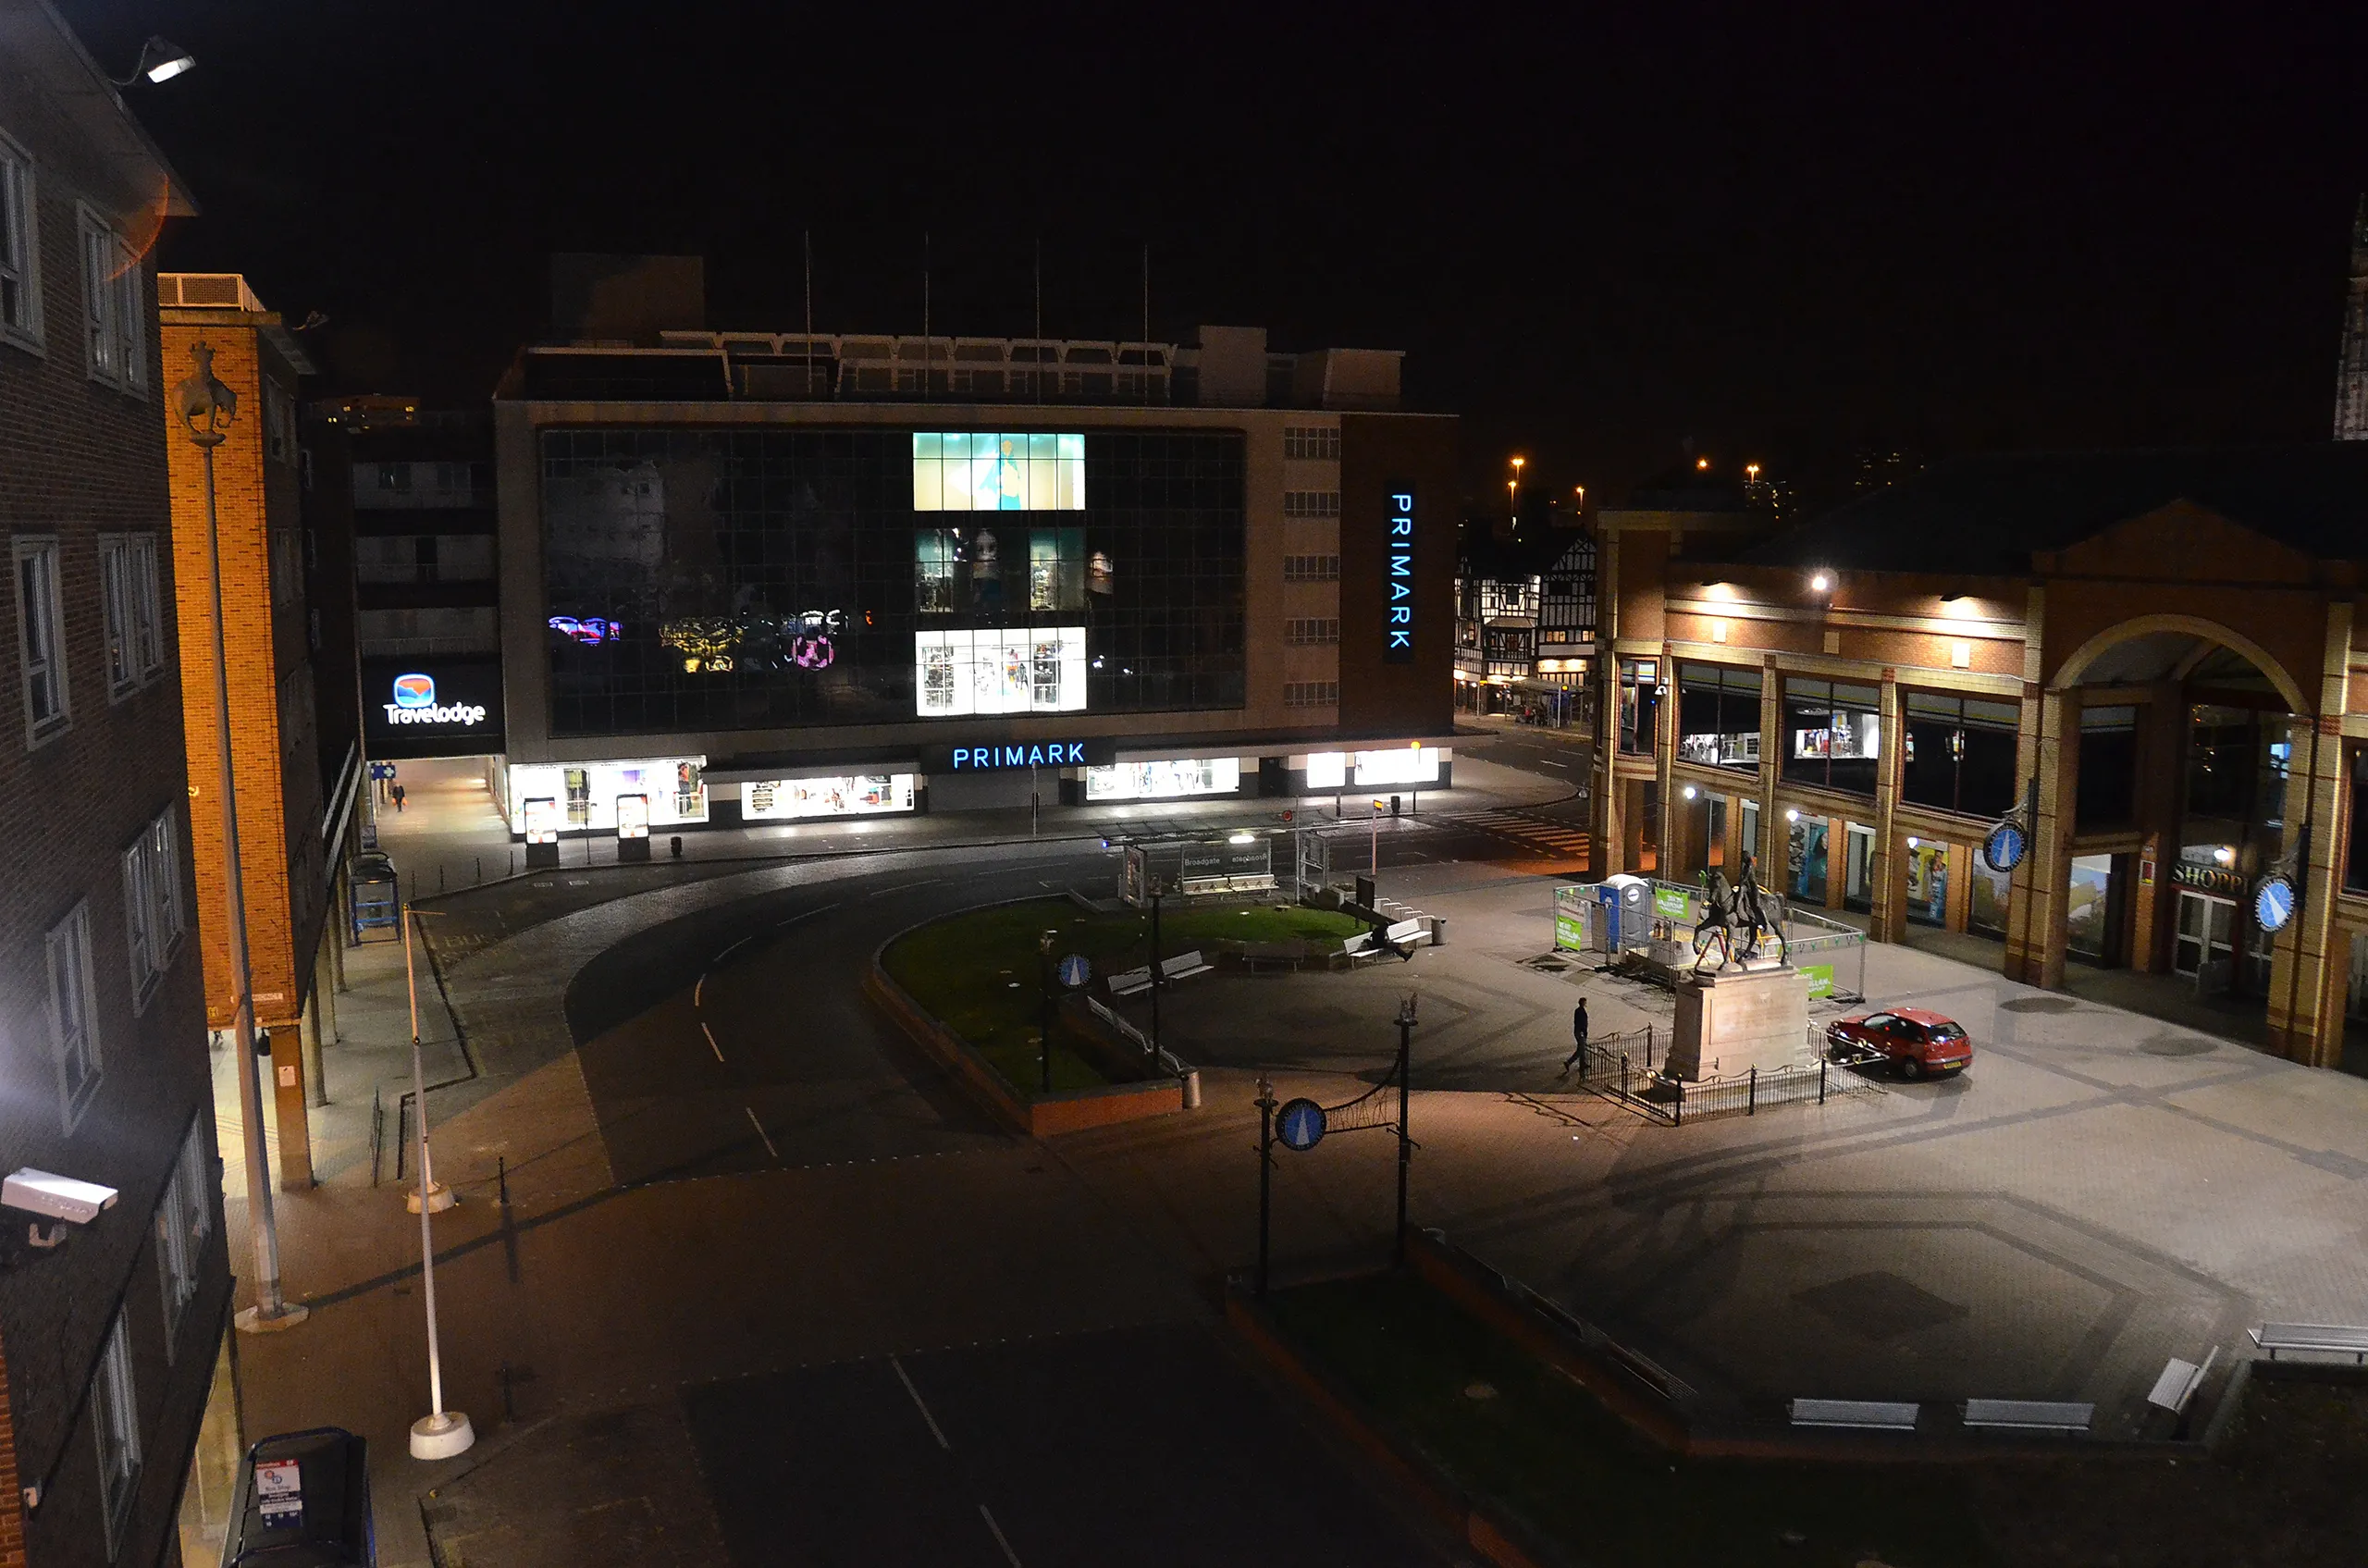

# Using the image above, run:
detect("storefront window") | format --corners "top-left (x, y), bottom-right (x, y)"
top-left (742, 775), bottom-right (915, 820)
top-left (2347, 752), bottom-right (2368, 895)
top-left (1785, 815), bottom-right (1830, 904)
top-left (2065, 854), bottom-right (2117, 963)
top-left (1903, 838), bottom-right (1951, 927)
top-left (2077, 705), bottom-right (2139, 828)
top-left (1967, 859), bottom-right (2010, 937)
top-left (1781, 677), bottom-right (1881, 796)
top-left (1085, 758), bottom-right (1241, 801)
top-left (1843, 822), bottom-right (1877, 914)
top-left (1618, 659), bottom-right (1659, 757)
top-left (1902, 692), bottom-right (2018, 819)
top-left (1677, 663), bottom-right (1763, 772)
top-left (1739, 798), bottom-right (1760, 870)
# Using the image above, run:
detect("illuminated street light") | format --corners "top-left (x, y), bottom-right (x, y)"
top-left (1508, 455), bottom-right (1524, 525)
top-left (1696, 456), bottom-right (1710, 471)
top-left (1810, 571), bottom-right (1832, 593)
top-left (1785, 809), bottom-right (1801, 823)
top-left (111, 35), bottom-right (196, 86)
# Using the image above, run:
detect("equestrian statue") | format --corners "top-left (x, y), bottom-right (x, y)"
top-left (1690, 851), bottom-right (1788, 974)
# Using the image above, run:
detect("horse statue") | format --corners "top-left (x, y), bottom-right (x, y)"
top-left (1690, 851), bottom-right (1788, 974)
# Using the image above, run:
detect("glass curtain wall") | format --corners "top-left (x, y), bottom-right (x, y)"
top-left (1618, 658), bottom-right (1659, 757)
top-left (1677, 663), bottom-right (1763, 771)
top-left (1781, 677), bottom-right (1881, 795)
top-left (1902, 692), bottom-right (2018, 818)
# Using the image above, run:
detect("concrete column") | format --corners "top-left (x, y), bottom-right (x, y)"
top-left (1653, 647), bottom-right (1677, 876)
top-left (267, 1027), bottom-right (314, 1190)
top-left (2266, 601), bottom-right (2353, 1067)
top-left (1755, 657), bottom-right (1782, 880)
top-left (298, 991), bottom-right (327, 1109)
top-left (313, 919), bottom-right (340, 1045)
top-left (1868, 673), bottom-right (1906, 944)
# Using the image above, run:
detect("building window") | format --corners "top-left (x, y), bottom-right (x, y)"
top-left (1677, 662), bottom-right (1763, 771)
top-left (79, 207), bottom-right (144, 390)
top-left (155, 1117), bottom-right (214, 1343)
top-left (1285, 617), bottom-right (1339, 646)
top-left (1617, 658), bottom-right (1659, 758)
top-left (92, 1310), bottom-right (142, 1557)
top-left (2078, 704), bottom-right (2141, 829)
top-left (0, 130), bottom-right (41, 349)
top-left (1902, 691), bottom-right (2020, 819)
top-left (911, 432), bottom-right (1084, 511)
top-left (1283, 554), bottom-right (1340, 583)
top-left (122, 807), bottom-right (186, 1007)
top-left (15, 536), bottom-right (69, 739)
top-left (1284, 681), bottom-right (1339, 706)
top-left (270, 528), bottom-right (304, 607)
top-left (99, 535), bottom-right (165, 698)
top-left (1282, 426), bottom-right (1340, 461)
top-left (264, 379), bottom-right (299, 464)
top-left (1781, 676), bottom-right (1881, 796)
top-left (47, 902), bottom-right (102, 1130)
top-left (1282, 490), bottom-right (1341, 519)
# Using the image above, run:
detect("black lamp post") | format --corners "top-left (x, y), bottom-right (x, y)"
top-left (1039, 928), bottom-right (1058, 1093)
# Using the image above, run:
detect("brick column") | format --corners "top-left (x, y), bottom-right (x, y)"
top-left (2012, 688), bottom-right (2081, 990)
top-left (0, 1332), bottom-right (22, 1568)
top-left (1868, 672), bottom-right (1906, 943)
top-left (2266, 602), bottom-right (2353, 1067)
top-left (268, 1029), bottom-right (314, 1189)
top-left (1755, 657), bottom-right (1782, 881)
top-left (1653, 646), bottom-right (1677, 876)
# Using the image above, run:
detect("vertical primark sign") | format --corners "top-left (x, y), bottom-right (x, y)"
top-left (1385, 486), bottom-right (1415, 663)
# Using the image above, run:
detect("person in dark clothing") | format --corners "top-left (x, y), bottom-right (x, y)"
top-left (1561, 998), bottom-right (1589, 1071)
top-left (391, 783), bottom-right (406, 812)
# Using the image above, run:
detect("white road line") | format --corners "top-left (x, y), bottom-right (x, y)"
top-left (774, 901), bottom-right (841, 928)
top-left (701, 1021), bottom-right (724, 1063)
top-left (865, 877), bottom-right (941, 899)
top-left (694, 975), bottom-right (706, 1008)
top-left (743, 1106), bottom-right (779, 1161)
top-left (890, 1356), bottom-right (952, 1451)
top-left (1537, 759), bottom-right (1571, 769)
top-left (713, 932), bottom-right (758, 966)
top-left (978, 1504), bottom-right (1024, 1566)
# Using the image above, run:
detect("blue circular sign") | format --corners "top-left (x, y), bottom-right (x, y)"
top-left (1276, 1097), bottom-right (1326, 1152)
top-left (2252, 874), bottom-right (2296, 934)
top-left (1982, 821), bottom-right (2027, 874)
top-left (1057, 953), bottom-right (1092, 989)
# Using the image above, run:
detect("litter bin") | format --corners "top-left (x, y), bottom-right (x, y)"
top-left (1428, 915), bottom-right (1448, 946)
top-left (223, 1426), bottom-right (374, 1566)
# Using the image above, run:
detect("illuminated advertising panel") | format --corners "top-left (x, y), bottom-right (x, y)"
top-left (1385, 486), bottom-right (1415, 663)
top-left (914, 626), bottom-right (1087, 716)
top-left (522, 797), bottom-right (561, 845)
top-left (361, 656), bottom-right (503, 758)
top-left (741, 775), bottom-right (916, 821)
top-left (508, 759), bottom-right (708, 832)
top-left (614, 794), bottom-right (649, 839)
top-left (1084, 758), bottom-right (1241, 802)
top-left (913, 433), bottom-right (1084, 511)
top-left (1303, 748), bottom-right (1441, 788)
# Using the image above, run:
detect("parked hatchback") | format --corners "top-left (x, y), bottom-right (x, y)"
top-left (1825, 1007), bottom-right (1973, 1080)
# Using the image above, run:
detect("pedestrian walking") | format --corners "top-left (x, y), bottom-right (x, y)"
top-left (391, 782), bottom-right (406, 813)
top-left (1561, 997), bottom-right (1589, 1072)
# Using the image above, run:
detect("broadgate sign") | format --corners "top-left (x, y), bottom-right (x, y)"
top-left (382, 673), bottom-right (488, 727)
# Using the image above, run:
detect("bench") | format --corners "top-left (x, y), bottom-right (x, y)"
top-left (1787, 1399), bottom-right (1918, 1432)
top-left (1107, 950), bottom-right (1212, 998)
top-left (1240, 941), bottom-right (1301, 972)
top-left (1961, 1400), bottom-right (2094, 1434)
top-left (1107, 965), bottom-right (1153, 997)
top-left (2146, 1348), bottom-right (2218, 1415)
top-left (2250, 1323), bottom-right (2368, 1364)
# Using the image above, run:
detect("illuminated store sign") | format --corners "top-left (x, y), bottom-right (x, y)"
top-left (1386, 488), bottom-right (1415, 663)
top-left (742, 775), bottom-right (916, 820)
top-left (915, 626), bottom-right (1086, 715)
top-left (549, 615), bottom-right (624, 645)
top-left (913, 433), bottom-right (1084, 511)
top-left (507, 758), bottom-right (708, 832)
top-left (363, 657), bottom-right (503, 757)
top-left (382, 673), bottom-right (487, 727)
top-left (919, 737), bottom-right (1117, 772)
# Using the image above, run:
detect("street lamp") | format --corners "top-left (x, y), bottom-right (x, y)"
top-left (174, 344), bottom-right (305, 1336)
top-left (1039, 928), bottom-right (1058, 1093)
top-left (403, 901), bottom-right (472, 1460)
top-left (111, 36), bottom-right (196, 86)
top-left (1508, 455), bottom-right (1524, 525)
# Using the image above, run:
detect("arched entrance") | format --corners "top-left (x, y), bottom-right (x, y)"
top-left (2011, 613), bottom-right (2340, 1063)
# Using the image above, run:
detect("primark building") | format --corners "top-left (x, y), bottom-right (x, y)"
top-left (472, 267), bottom-right (1456, 840)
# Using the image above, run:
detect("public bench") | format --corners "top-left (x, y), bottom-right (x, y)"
top-left (1786, 1399), bottom-right (1918, 1431)
top-left (1109, 950), bottom-right (1213, 998)
top-left (1345, 919), bottom-right (1431, 963)
top-left (1240, 941), bottom-right (1301, 972)
top-left (1960, 1399), bottom-right (2094, 1434)
top-left (2250, 1323), bottom-right (2368, 1363)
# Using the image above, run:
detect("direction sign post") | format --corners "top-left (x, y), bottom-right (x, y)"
top-left (1057, 953), bottom-right (1091, 990)
top-left (1276, 1097), bottom-right (1326, 1152)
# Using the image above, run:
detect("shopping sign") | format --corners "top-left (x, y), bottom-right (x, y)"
top-left (383, 672), bottom-right (487, 728)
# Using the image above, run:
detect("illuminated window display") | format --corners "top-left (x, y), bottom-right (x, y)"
top-left (1304, 747), bottom-right (1443, 789)
top-left (912, 433), bottom-right (1084, 511)
top-left (1782, 677), bottom-right (1881, 796)
top-left (914, 626), bottom-right (1087, 715)
top-left (1084, 758), bottom-right (1240, 802)
top-left (507, 759), bottom-right (707, 832)
top-left (741, 775), bottom-right (915, 820)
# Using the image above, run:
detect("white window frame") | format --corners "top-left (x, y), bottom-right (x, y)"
top-left (121, 807), bottom-right (184, 1010)
top-left (154, 1116), bottom-right (213, 1345)
top-left (92, 1310), bottom-right (142, 1557)
top-left (99, 535), bottom-right (136, 697)
top-left (16, 535), bottom-right (70, 742)
top-left (47, 901), bottom-right (102, 1131)
top-left (77, 204), bottom-right (144, 392)
top-left (132, 535), bottom-right (163, 678)
top-left (0, 127), bottom-right (43, 352)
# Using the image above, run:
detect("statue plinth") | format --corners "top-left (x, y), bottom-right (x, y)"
top-left (1668, 963), bottom-right (1812, 1081)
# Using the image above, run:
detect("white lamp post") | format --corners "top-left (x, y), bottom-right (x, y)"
top-left (402, 904), bottom-right (472, 1460)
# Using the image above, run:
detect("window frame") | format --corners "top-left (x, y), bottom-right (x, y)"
top-left (16, 534), bottom-right (70, 742)
top-left (120, 806), bottom-right (185, 1010)
top-left (1676, 661), bottom-right (1765, 772)
top-left (92, 1309), bottom-right (142, 1558)
top-left (1780, 674), bottom-right (1883, 796)
top-left (47, 901), bottom-right (102, 1131)
top-left (0, 126), bottom-right (43, 352)
top-left (154, 1116), bottom-right (213, 1345)
top-left (1900, 687), bottom-right (2020, 821)
top-left (75, 204), bottom-right (144, 392)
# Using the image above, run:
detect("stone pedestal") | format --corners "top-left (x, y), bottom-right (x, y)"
top-left (1668, 963), bottom-right (1811, 1081)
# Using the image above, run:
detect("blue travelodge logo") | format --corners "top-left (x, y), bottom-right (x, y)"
top-left (392, 673), bottom-right (435, 708)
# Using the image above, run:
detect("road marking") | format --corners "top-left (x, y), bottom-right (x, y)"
top-left (978, 1504), bottom-right (1023, 1566)
top-left (774, 901), bottom-right (841, 928)
top-left (713, 932), bottom-right (758, 967)
top-left (866, 877), bottom-right (941, 899)
top-left (743, 1106), bottom-right (779, 1161)
top-left (701, 1021), bottom-right (724, 1062)
top-left (694, 975), bottom-right (706, 1008)
top-left (891, 1355), bottom-right (951, 1450)
top-left (1537, 759), bottom-right (1571, 769)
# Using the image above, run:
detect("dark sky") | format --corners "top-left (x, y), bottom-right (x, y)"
top-left (57, 0), bottom-right (2368, 506)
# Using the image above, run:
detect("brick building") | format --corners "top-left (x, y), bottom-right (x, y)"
top-left (1593, 445), bottom-right (2368, 1069)
top-left (156, 275), bottom-right (354, 1193)
top-left (0, 6), bottom-right (231, 1567)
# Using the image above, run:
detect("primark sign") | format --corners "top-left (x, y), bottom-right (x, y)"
top-left (920, 737), bottom-right (1117, 773)
top-left (1385, 486), bottom-right (1415, 663)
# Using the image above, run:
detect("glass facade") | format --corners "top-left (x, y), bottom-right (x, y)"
top-left (2076, 705), bottom-right (2139, 828)
top-left (1617, 659), bottom-right (1659, 757)
top-left (1782, 677), bottom-right (1881, 796)
top-left (1902, 691), bottom-right (2018, 819)
top-left (541, 427), bottom-right (1243, 737)
top-left (1676, 662), bottom-right (1762, 771)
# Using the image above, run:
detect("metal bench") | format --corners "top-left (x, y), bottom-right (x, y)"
top-left (1159, 949), bottom-right (1213, 983)
top-left (2250, 1323), bottom-right (2368, 1363)
top-left (1961, 1400), bottom-right (2094, 1434)
top-left (1787, 1399), bottom-right (1918, 1431)
top-left (1240, 941), bottom-right (1301, 972)
top-left (1107, 965), bottom-right (1154, 998)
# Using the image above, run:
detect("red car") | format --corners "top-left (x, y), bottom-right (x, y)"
top-left (1825, 1007), bottom-right (1973, 1080)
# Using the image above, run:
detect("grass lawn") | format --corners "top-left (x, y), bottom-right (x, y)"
top-left (1264, 1272), bottom-right (1994, 1568)
top-left (882, 895), bottom-right (1363, 1095)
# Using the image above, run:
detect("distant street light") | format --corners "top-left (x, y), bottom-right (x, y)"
top-left (175, 343), bottom-right (305, 1337)
top-left (1508, 455), bottom-right (1524, 525)
top-left (112, 36), bottom-right (196, 86)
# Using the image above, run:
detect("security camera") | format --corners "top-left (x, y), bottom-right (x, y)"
top-left (4, 1169), bottom-right (118, 1248)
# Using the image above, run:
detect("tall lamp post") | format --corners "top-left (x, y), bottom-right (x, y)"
top-left (403, 904), bottom-right (472, 1460)
top-left (175, 344), bottom-right (305, 1334)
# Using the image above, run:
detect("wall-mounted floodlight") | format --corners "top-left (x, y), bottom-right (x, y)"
top-left (113, 36), bottom-right (196, 86)
top-left (1809, 571), bottom-right (1832, 594)
top-left (1228, 831), bottom-right (1255, 845)
top-left (1682, 785), bottom-right (1697, 800)
top-left (1785, 809), bottom-right (1801, 823)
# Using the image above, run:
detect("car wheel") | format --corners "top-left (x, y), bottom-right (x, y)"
top-left (1898, 1056), bottom-right (1924, 1081)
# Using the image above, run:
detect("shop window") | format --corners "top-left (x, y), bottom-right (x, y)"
top-left (1903, 839), bottom-right (1952, 926)
top-left (1902, 691), bottom-right (2018, 818)
top-left (912, 432), bottom-right (1083, 511)
top-left (1027, 527), bottom-right (1085, 611)
top-left (1844, 821), bottom-right (1877, 913)
top-left (1967, 859), bottom-right (2011, 937)
top-left (2077, 706), bottom-right (2139, 828)
top-left (1782, 677), bottom-right (1881, 796)
top-left (1617, 659), bottom-right (1659, 758)
top-left (2065, 853), bottom-right (2118, 964)
top-left (2346, 752), bottom-right (2368, 895)
top-left (1676, 662), bottom-right (1762, 771)
top-left (1785, 815), bottom-right (1830, 903)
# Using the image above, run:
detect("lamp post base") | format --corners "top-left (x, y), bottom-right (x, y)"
top-left (234, 1303), bottom-right (310, 1335)
top-left (405, 1181), bottom-right (457, 1215)
top-left (409, 1411), bottom-right (475, 1461)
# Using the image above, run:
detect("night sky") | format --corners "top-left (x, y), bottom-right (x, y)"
top-left (55, 0), bottom-right (2368, 508)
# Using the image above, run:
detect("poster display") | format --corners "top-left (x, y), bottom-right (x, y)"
top-left (741, 775), bottom-right (916, 821)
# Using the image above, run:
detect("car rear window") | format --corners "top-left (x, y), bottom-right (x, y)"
top-left (1928, 1023), bottom-right (1967, 1043)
